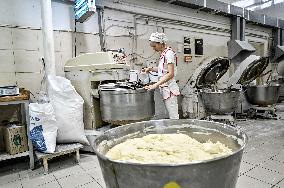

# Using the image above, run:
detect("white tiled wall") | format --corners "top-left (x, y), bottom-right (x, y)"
top-left (76, 33), bottom-right (101, 55)
top-left (0, 73), bottom-right (16, 86)
top-left (55, 52), bottom-right (64, 76)
top-left (15, 72), bottom-right (44, 100)
top-left (49, 31), bottom-right (74, 76)
top-left (0, 28), bottom-right (13, 50)
top-left (0, 50), bottom-right (15, 72)
top-left (12, 28), bottom-right (40, 51)
top-left (0, 0), bottom-right (273, 102)
top-left (60, 32), bottom-right (74, 55)
top-left (53, 31), bottom-right (62, 52)
top-left (0, 0), bottom-right (99, 100)
top-left (14, 50), bottom-right (42, 73)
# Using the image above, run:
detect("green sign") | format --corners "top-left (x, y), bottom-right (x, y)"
top-left (13, 134), bottom-right (22, 146)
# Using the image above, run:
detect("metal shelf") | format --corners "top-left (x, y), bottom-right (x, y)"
top-left (0, 98), bottom-right (34, 169)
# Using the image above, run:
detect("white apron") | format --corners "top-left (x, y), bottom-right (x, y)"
top-left (158, 47), bottom-right (180, 100)
top-left (158, 47), bottom-right (180, 119)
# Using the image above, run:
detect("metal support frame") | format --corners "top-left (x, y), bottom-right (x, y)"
top-left (274, 28), bottom-right (283, 46)
top-left (271, 28), bottom-right (284, 63)
top-left (228, 16), bottom-right (255, 67)
top-left (231, 16), bottom-right (245, 41)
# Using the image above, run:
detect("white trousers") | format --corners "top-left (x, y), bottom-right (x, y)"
top-left (164, 95), bottom-right (179, 119)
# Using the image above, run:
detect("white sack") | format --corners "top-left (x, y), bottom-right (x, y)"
top-left (29, 103), bottom-right (58, 153)
top-left (47, 75), bottom-right (89, 145)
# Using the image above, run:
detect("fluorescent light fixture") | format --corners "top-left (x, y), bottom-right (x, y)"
top-left (232, 0), bottom-right (283, 10)
top-left (247, 0), bottom-right (272, 10)
top-left (274, 0), bottom-right (284, 4)
top-left (233, 0), bottom-right (256, 8)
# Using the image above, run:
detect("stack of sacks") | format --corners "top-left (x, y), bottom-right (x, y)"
top-left (47, 76), bottom-right (89, 145)
top-left (29, 103), bottom-right (58, 153)
top-left (29, 76), bottom-right (89, 154)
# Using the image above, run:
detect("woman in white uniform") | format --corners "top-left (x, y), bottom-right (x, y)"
top-left (143, 32), bottom-right (180, 119)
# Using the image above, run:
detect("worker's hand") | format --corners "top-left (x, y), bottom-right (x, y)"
top-left (159, 83), bottom-right (167, 88)
top-left (144, 84), bottom-right (158, 91)
top-left (141, 67), bottom-right (152, 73)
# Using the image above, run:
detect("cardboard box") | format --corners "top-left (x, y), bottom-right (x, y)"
top-left (0, 126), bottom-right (5, 152)
top-left (4, 125), bottom-right (28, 155)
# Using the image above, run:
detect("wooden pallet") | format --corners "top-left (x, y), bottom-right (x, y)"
top-left (0, 151), bottom-right (29, 161)
top-left (35, 143), bottom-right (83, 174)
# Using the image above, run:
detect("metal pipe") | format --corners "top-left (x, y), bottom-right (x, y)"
top-left (132, 15), bottom-right (138, 68)
top-left (40, 0), bottom-right (56, 76)
top-left (273, 28), bottom-right (283, 46)
top-left (74, 20), bottom-right (77, 56)
top-left (105, 16), bottom-right (269, 40)
top-left (98, 8), bottom-right (105, 51)
top-left (271, 28), bottom-right (284, 63)
top-left (231, 16), bottom-right (246, 41)
top-left (137, 15), bottom-right (230, 33)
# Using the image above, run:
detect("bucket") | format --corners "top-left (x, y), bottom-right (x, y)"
top-left (129, 70), bottom-right (139, 83)
top-left (93, 119), bottom-right (247, 188)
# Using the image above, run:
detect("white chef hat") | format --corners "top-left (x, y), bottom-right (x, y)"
top-left (149, 32), bottom-right (168, 43)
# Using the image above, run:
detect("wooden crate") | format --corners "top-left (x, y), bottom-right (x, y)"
top-left (0, 126), bottom-right (4, 151)
top-left (4, 125), bottom-right (28, 155)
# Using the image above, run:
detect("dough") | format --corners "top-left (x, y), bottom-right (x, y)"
top-left (106, 134), bottom-right (232, 164)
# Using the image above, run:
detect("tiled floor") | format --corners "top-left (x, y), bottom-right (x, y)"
top-left (0, 154), bottom-right (105, 188)
top-left (236, 113), bottom-right (284, 188)
top-left (0, 109), bottom-right (284, 188)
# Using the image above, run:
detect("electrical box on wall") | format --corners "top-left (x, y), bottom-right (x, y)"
top-left (184, 37), bottom-right (191, 54)
top-left (75, 0), bottom-right (96, 23)
top-left (195, 39), bottom-right (203, 55)
top-left (184, 37), bottom-right (192, 63)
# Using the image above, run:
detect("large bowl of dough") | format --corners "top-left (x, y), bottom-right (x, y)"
top-left (93, 119), bottom-right (247, 188)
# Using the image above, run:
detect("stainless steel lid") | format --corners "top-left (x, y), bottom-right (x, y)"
top-left (227, 55), bottom-right (269, 86)
top-left (237, 56), bottom-right (269, 85)
top-left (195, 57), bottom-right (230, 88)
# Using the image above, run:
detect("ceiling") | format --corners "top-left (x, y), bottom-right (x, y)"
top-left (219, 0), bottom-right (284, 10)
top-left (55, 0), bottom-right (283, 12)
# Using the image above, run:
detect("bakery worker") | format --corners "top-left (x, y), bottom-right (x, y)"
top-left (143, 32), bottom-right (180, 119)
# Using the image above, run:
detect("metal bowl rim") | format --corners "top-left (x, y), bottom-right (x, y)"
top-left (199, 90), bottom-right (241, 94)
top-left (99, 88), bottom-right (152, 94)
top-left (246, 84), bottom-right (281, 88)
top-left (93, 119), bottom-right (248, 167)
